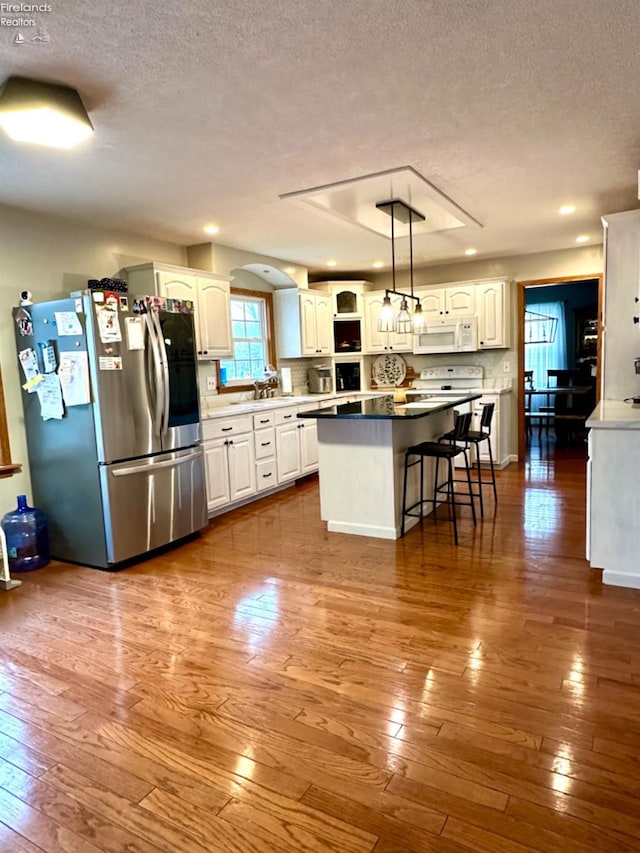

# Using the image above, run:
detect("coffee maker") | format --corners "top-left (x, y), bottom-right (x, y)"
top-left (308, 365), bottom-right (332, 394)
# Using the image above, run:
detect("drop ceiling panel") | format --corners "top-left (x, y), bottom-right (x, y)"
top-left (280, 167), bottom-right (481, 239)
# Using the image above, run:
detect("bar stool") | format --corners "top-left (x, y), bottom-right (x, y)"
top-left (400, 411), bottom-right (476, 545)
top-left (446, 403), bottom-right (497, 517)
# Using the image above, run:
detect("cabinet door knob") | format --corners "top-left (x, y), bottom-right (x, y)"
top-left (228, 439), bottom-right (234, 445)
top-left (203, 350), bottom-right (208, 354)
top-left (634, 317), bottom-right (640, 325)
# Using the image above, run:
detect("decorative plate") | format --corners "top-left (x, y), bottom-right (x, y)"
top-left (372, 353), bottom-right (407, 387)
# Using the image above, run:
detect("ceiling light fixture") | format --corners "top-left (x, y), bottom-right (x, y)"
top-left (559, 205), bottom-right (576, 215)
top-left (576, 235), bottom-right (589, 243)
top-left (203, 224), bottom-right (219, 235)
top-left (376, 199), bottom-right (425, 334)
top-left (464, 248), bottom-right (477, 256)
top-left (0, 75), bottom-right (93, 149)
top-left (372, 261), bottom-right (384, 269)
top-left (326, 260), bottom-right (337, 267)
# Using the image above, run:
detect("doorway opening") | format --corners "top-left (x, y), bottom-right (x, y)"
top-left (517, 275), bottom-right (603, 466)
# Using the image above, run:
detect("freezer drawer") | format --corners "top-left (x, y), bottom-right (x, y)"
top-left (99, 446), bottom-right (207, 565)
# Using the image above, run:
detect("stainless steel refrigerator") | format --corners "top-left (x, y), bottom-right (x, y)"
top-left (12, 291), bottom-right (207, 569)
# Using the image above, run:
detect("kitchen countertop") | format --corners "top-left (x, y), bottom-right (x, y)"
top-left (298, 393), bottom-right (482, 420)
top-left (586, 400), bottom-right (640, 429)
top-left (200, 392), bottom-right (381, 420)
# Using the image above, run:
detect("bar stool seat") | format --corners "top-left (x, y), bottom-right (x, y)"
top-left (401, 412), bottom-right (476, 545)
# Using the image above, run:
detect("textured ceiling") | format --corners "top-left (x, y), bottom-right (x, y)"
top-left (0, 0), bottom-right (639, 273)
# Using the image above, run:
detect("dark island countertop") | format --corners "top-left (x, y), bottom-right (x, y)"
top-left (297, 393), bottom-right (482, 420)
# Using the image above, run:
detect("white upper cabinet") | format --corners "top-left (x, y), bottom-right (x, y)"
top-left (476, 280), bottom-right (507, 348)
top-left (197, 279), bottom-right (234, 357)
top-left (417, 285), bottom-right (476, 323)
top-left (311, 280), bottom-right (370, 317)
top-left (362, 293), bottom-right (412, 353)
top-left (274, 288), bottom-right (332, 358)
top-left (122, 262), bottom-right (233, 359)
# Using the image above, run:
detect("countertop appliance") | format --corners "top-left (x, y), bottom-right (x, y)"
top-left (308, 364), bottom-right (332, 393)
top-left (12, 291), bottom-right (207, 569)
top-left (413, 315), bottom-right (478, 354)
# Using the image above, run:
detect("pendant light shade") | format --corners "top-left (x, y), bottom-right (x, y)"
top-left (394, 298), bottom-right (412, 334)
top-left (378, 294), bottom-right (395, 332)
top-left (375, 199), bottom-right (425, 335)
top-left (0, 76), bottom-right (93, 149)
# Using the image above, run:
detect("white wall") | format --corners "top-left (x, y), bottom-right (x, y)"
top-left (363, 245), bottom-right (603, 290)
top-left (0, 203), bottom-right (186, 510)
top-left (187, 242), bottom-right (308, 288)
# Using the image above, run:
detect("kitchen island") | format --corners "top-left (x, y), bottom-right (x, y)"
top-left (298, 393), bottom-right (481, 539)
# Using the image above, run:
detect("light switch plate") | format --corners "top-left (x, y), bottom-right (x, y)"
top-left (206, 376), bottom-right (217, 391)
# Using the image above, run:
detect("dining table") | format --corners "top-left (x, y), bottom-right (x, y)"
top-left (525, 385), bottom-right (594, 442)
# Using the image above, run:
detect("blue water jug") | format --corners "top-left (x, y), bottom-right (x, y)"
top-left (2, 495), bottom-right (50, 572)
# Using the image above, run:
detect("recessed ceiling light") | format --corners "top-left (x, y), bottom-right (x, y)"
top-left (326, 260), bottom-right (337, 267)
top-left (372, 261), bottom-right (384, 269)
top-left (203, 224), bottom-right (219, 235)
top-left (575, 235), bottom-right (589, 243)
top-left (464, 248), bottom-right (477, 256)
top-left (559, 204), bottom-right (576, 215)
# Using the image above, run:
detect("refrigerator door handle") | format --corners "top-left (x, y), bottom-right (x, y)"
top-left (145, 312), bottom-right (165, 437)
top-left (110, 450), bottom-right (202, 477)
top-left (152, 308), bottom-right (171, 437)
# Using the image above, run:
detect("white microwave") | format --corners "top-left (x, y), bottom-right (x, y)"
top-left (413, 315), bottom-right (478, 354)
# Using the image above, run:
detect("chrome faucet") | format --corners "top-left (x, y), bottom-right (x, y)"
top-left (253, 366), bottom-right (279, 399)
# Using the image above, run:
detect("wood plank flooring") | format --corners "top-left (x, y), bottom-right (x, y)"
top-left (2, 446), bottom-right (640, 851)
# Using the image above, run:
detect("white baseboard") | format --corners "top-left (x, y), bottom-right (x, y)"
top-left (327, 520), bottom-right (399, 539)
top-left (602, 570), bottom-right (640, 589)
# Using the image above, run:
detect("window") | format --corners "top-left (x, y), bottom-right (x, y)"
top-left (525, 300), bottom-right (568, 412)
top-left (218, 288), bottom-right (276, 392)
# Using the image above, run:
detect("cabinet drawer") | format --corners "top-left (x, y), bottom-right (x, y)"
top-left (274, 407), bottom-right (299, 425)
top-left (203, 415), bottom-right (252, 440)
top-left (254, 428), bottom-right (276, 459)
top-left (256, 457), bottom-right (278, 491)
top-left (253, 411), bottom-right (275, 430)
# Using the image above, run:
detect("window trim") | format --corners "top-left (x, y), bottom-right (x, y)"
top-left (215, 288), bottom-right (277, 395)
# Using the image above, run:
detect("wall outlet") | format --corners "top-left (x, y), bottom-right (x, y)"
top-left (206, 376), bottom-right (217, 391)
top-left (502, 361), bottom-right (511, 373)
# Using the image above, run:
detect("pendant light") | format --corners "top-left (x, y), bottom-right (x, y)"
top-left (376, 199), bottom-right (425, 333)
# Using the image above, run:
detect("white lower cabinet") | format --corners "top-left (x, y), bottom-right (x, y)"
top-left (203, 415), bottom-right (256, 512)
top-left (300, 420), bottom-right (318, 473)
top-left (276, 421), bottom-right (302, 482)
top-left (253, 412), bottom-right (277, 492)
top-left (276, 418), bottom-right (318, 482)
top-left (203, 401), bottom-right (324, 515)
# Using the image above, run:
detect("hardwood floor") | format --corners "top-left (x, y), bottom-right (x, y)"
top-left (2, 449), bottom-right (640, 852)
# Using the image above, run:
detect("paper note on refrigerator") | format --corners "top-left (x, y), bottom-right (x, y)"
top-left (18, 347), bottom-right (43, 392)
top-left (125, 316), bottom-right (145, 350)
top-left (58, 351), bottom-right (91, 406)
top-left (36, 373), bottom-right (64, 420)
top-left (95, 303), bottom-right (122, 343)
top-left (55, 311), bottom-right (83, 336)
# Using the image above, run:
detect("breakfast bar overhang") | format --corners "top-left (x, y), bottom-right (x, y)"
top-left (298, 394), bottom-right (481, 539)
